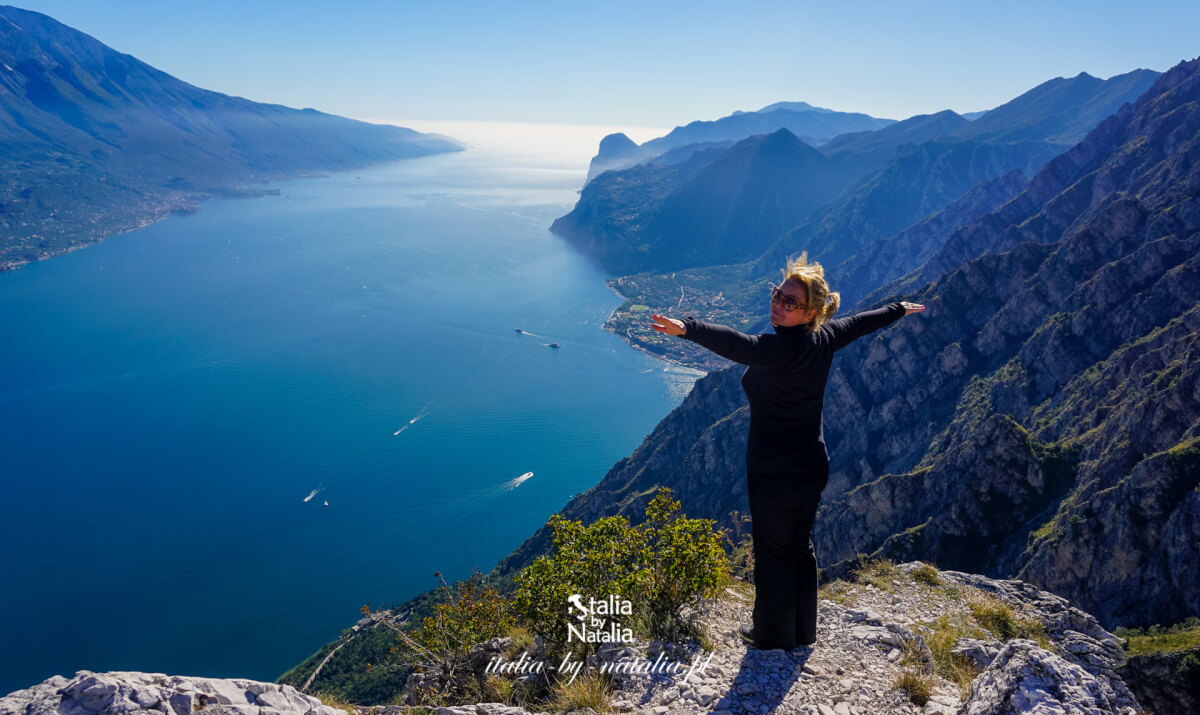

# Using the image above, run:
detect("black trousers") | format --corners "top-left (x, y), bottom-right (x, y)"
top-left (746, 463), bottom-right (828, 650)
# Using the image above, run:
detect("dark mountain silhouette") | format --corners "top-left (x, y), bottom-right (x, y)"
top-left (0, 5), bottom-right (460, 268)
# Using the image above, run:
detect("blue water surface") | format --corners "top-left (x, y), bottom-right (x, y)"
top-left (0, 146), bottom-right (700, 692)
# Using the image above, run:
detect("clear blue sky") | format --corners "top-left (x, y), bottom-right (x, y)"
top-left (10, 0), bottom-right (1200, 127)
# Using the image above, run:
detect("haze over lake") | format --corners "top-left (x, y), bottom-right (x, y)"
top-left (0, 124), bottom-right (698, 692)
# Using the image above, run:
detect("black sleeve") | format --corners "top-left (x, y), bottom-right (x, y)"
top-left (826, 303), bottom-right (907, 351)
top-left (678, 317), bottom-right (793, 367)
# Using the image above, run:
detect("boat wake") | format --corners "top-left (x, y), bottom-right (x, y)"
top-left (394, 401), bottom-right (435, 436)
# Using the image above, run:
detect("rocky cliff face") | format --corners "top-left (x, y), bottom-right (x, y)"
top-left (829, 169), bottom-right (1028, 308)
top-left (1118, 646), bottom-right (1200, 715)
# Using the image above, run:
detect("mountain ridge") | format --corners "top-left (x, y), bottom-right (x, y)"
top-left (0, 5), bottom-right (460, 270)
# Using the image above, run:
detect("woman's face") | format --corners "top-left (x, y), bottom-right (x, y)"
top-left (770, 279), bottom-right (817, 327)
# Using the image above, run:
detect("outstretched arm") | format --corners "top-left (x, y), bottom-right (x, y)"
top-left (650, 314), bottom-right (791, 367)
top-left (827, 301), bottom-right (924, 351)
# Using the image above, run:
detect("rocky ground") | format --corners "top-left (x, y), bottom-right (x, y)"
top-left (3, 563), bottom-right (1150, 715)
top-left (0, 671), bottom-right (345, 715)
top-left (590, 562), bottom-right (1139, 715)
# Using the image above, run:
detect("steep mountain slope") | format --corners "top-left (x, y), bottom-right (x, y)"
top-left (828, 169), bottom-right (1029, 307)
top-left (750, 138), bottom-right (1061, 276)
top-left (0, 6), bottom-right (459, 268)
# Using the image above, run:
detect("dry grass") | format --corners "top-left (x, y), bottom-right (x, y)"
top-left (911, 563), bottom-right (942, 587)
top-left (505, 624), bottom-right (537, 658)
top-left (313, 690), bottom-right (356, 714)
top-left (481, 675), bottom-right (515, 704)
top-left (853, 558), bottom-right (903, 592)
top-left (894, 669), bottom-right (935, 706)
top-left (922, 614), bottom-right (987, 691)
top-left (546, 670), bottom-right (613, 714)
top-left (818, 579), bottom-right (858, 606)
top-left (966, 594), bottom-right (1049, 648)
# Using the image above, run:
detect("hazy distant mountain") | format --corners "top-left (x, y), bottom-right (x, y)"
top-left (563, 110), bottom-right (977, 276)
top-left (0, 5), bottom-right (460, 269)
top-left (821, 109), bottom-right (969, 156)
top-left (950, 69), bottom-right (1159, 144)
top-left (641, 107), bottom-right (894, 153)
top-left (752, 100), bottom-right (840, 114)
top-left (565, 67), bottom-right (1163, 281)
top-left (559, 129), bottom-right (876, 274)
top-left (816, 108), bottom-right (973, 180)
top-left (585, 104), bottom-right (895, 183)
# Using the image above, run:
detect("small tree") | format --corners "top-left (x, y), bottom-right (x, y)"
top-left (512, 487), bottom-right (728, 653)
top-left (382, 570), bottom-right (514, 706)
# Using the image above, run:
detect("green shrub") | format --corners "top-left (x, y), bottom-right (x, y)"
top-left (391, 571), bottom-right (515, 707)
top-left (407, 570), bottom-right (514, 663)
top-left (512, 488), bottom-right (729, 653)
top-left (721, 510), bottom-right (755, 583)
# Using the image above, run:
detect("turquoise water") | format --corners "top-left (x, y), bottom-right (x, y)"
top-left (0, 146), bottom-right (698, 692)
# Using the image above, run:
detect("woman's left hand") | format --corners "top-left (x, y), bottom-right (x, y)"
top-left (901, 302), bottom-right (925, 315)
top-left (650, 314), bottom-right (687, 336)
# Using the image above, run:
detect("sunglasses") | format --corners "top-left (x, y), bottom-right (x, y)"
top-left (769, 284), bottom-right (810, 312)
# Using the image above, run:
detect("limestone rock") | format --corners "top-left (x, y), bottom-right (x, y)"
top-left (0, 670), bottom-right (344, 715)
top-left (963, 640), bottom-right (1137, 715)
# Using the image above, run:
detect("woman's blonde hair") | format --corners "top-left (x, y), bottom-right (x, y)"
top-left (782, 252), bottom-right (840, 330)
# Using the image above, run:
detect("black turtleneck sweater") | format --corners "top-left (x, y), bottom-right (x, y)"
top-left (680, 303), bottom-right (906, 478)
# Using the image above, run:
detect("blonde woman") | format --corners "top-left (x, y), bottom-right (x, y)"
top-left (651, 253), bottom-right (924, 651)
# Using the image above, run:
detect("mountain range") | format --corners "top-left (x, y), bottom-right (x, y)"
top-left (584, 101), bottom-right (895, 182)
top-left (0, 5), bottom-right (460, 270)
top-left (553, 68), bottom-right (1158, 280)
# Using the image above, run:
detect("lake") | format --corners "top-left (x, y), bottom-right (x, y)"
top-left (0, 127), bottom-right (698, 693)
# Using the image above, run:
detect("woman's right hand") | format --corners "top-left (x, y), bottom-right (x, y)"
top-left (650, 314), bottom-right (686, 336)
